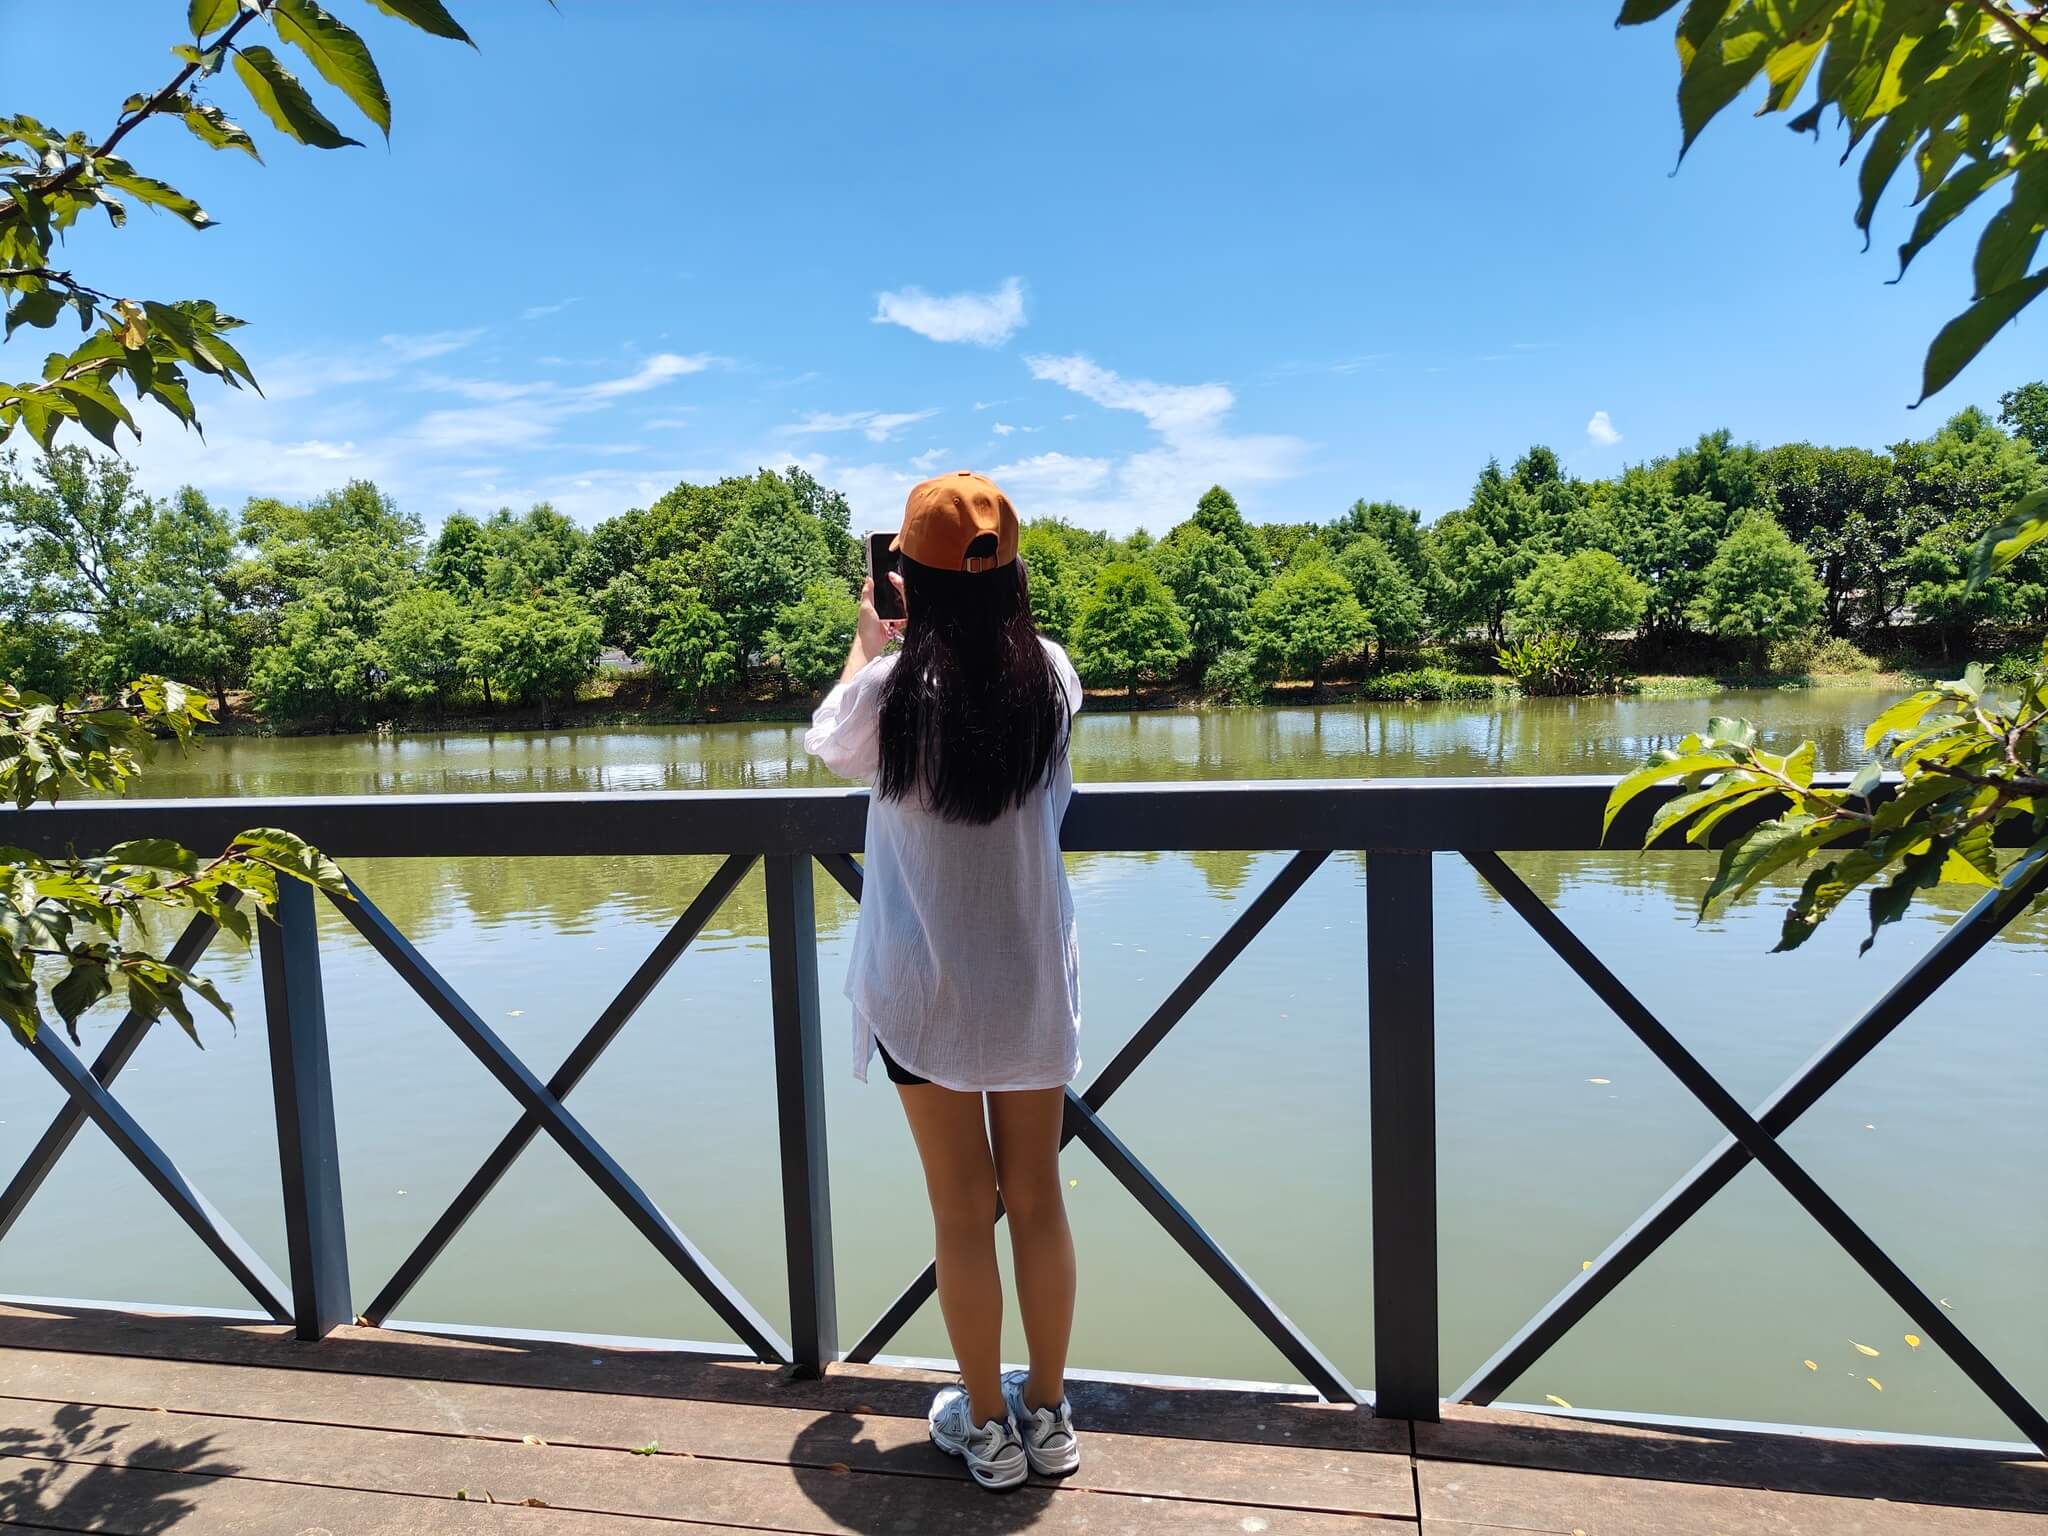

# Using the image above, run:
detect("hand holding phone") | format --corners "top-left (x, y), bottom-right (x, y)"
top-left (867, 531), bottom-right (905, 621)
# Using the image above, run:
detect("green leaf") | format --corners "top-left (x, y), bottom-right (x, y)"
top-left (1916, 266), bottom-right (2048, 404)
top-left (105, 839), bottom-right (202, 876)
top-left (230, 828), bottom-right (348, 894)
top-left (1967, 487), bottom-right (2048, 585)
top-left (1972, 157), bottom-right (2048, 299)
top-left (273, 0), bottom-right (392, 136)
top-left (4, 288), bottom-right (64, 339)
top-left (50, 960), bottom-right (111, 1034)
top-left (230, 45), bottom-right (363, 149)
top-left (1854, 112), bottom-right (1916, 244)
top-left (1603, 750), bottom-right (1748, 838)
top-left (363, 0), bottom-right (475, 45)
top-left (181, 104), bottom-right (263, 161)
top-left (1864, 690), bottom-right (1942, 751)
top-left (1896, 156), bottom-right (2013, 280)
top-left (189, 0), bottom-right (240, 37)
top-left (98, 160), bottom-right (214, 228)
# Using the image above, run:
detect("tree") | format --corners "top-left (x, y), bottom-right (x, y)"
top-left (425, 512), bottom-right (490, 599)
top-left (1334, 536), bottom-right (1424, 663)
top-left (1629, 0), bottom-right (2048, 404)
top-left (1690, 514), bottom-right (1825, 671)
top-left (1604, 468), bottom-right (1732, 640)
top-left (3, 3), bottom-right (472, 452)
top-left (704, 473), bottom-right (833, 677)
top-left (1247, 562), bottom-right (1372, 692)
top-left (479, 503), bottom-right (585, 600)
top-left (768, 582), bottom-right (860, 695)
top-left (381, 585), bottom-right (468, 714)
top-left (1511, 549), bottom-right (1647, 643)
top-left (1191, 485), bottom-right (1268, 577)
top-left (1999, 381), bottom-right (2048, 461)
top-left (1018, 524), bottom-right (1086, 642)
top-left (1071, 562), bottom-right (1189, 694)
top-left (784, 463), bottom-right (861, 586)
top-left (246, 592), bottom-right (385, 732)
top-left (1147, 528), bottom-right (1258, 675)
top-left (464, 598), bottom-right (602, 725)
top-left (646, 593), bottom-right (738, 703)
top-left (1758, 443), bottom-right (1903, 634)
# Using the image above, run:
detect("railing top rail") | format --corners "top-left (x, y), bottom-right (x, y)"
top-left (0, 773), bottom-right (1941, 858)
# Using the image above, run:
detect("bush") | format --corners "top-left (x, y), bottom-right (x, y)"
top-left (1989, 641), bottom-right (2047, 686)
top-left (1353, 667), bottom-right (1499, 702)
top-left (1766, 629), bottom-right (1880, 676)
top-left (1201, 648), bottom-right (1266, 704)
top-left (1497, 633), bottom-right (1627, 696)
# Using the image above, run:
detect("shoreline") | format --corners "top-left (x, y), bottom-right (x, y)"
top-left (196, 667), bottom-right (1932, 739)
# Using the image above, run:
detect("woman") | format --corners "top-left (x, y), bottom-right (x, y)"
top-left (805, 471), bottom-right (1084, 1492)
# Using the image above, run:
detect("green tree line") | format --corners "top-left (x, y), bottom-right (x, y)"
top-left (5, 393), bottom-right (2046, 727)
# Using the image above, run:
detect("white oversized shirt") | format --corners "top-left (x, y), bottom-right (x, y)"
top-left (803, 640), bottom-right (1084, 1092)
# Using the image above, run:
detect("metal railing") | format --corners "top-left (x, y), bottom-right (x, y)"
top-left (2, 779), bottom-right (2042, 1449)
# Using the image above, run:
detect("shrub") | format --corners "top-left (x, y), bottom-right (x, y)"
top-left (1766, 629), bottom-right (1880, 676)
top-left (1202, 648), bottom-right (1265, 704)
top-left (1353, 667), bottom-right (1499, 702)
top-left (1510, 549), bottom-right (1646, 641)
top-left (1496, 633), bottom-right (1627, 696)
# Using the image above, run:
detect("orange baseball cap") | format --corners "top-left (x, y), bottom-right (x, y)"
top-left (893, 471), bottom-right (1018, 573)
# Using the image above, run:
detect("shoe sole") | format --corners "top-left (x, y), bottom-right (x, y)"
top-left (929, 1419), bottom-right (1028, 1491)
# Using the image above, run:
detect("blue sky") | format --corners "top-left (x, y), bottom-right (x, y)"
top-left (11, 2), bottom-right (2041, 535)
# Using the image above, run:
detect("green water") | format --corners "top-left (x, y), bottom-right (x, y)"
top-left (3, 689), bottom-right (2040, 1443)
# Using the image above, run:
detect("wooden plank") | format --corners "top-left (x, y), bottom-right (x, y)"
top-left (0, 1398), bottom-right (1393, 1535)
top-left (1417, 1459), bottom-right (2048, 1535)
top-left (0, 1300), bottom-right (1395, 1452)
top-left (0, 1457), bottom-right (727, 1534)
top-left (0, 1345), bottom-right (1417, 1518)
top-left (1418, 1404), bottom-right (2048, 1515)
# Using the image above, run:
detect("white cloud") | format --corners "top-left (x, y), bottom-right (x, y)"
top-left (378, 328), bottom-right (485, 363)
top-left (789, 408), bottom-right (939, 443)
top-left (992, 422), bottom-right (1016, 437)
top-left (1019, 352), bottom-right (1308, 528)
top-left (909, 447), bottom-right (950, 472)
top-left (1024, 354), bottom-right (1233, 437)
top-left (281, 439), bottom-right (358, 461)
top-left (972, 400), bottom-right (1003, 411)
top-left (990, 451), bottom-right (1113, 496)
top-left (874, 278), bottom-right (1026, 346)
top-left (1586, 409), bottom-right (1622, 446)
top-left (520, 298), bottom-right (580, 321)
top-left (582, 352), bottom-right (719, 400)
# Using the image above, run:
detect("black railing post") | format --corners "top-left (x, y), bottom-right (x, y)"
top-left (1367, 849), bottom-right (1438, 1420)
top-left (259, 878), bottom-right (352, 1339)
top-left (766, 853), bottom-right (836, 1377)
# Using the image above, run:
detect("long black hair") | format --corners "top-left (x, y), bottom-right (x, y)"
top-left (877, 554), bottom-right (1068, 824)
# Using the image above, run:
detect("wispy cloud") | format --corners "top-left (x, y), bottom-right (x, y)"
top-left (520, 298), bottom-right (581, 321)
top-left (874, 278), bottom-right (1026, 346)
top-left (789, 408), bottom-right (939, 443)
top-left (992, 421), bottom-right (1040, 437)
top-left (379, 328), bottom-right (485, 363)
top-left (1020, 352), bottom-right (1308, 528)
top-left (1586, 409), bottom-right (1622, 446)
top-left (583, 352), bottom-right (720, 400)
top-left (991, 451), bottom-right (1113, 496)
top-left (909, 447), bottom-right (950, 472)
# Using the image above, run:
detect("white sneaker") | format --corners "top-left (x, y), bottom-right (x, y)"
top-left (927, 1385), bottom-right (1028, 1491)
top-left (1001, 1369), bottom-right (1081, 1477)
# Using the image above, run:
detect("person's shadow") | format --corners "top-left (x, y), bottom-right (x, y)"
top-left (790, 1407), bottom-right (1059, 1532)
top-left (0, 1401), bottom-right (239, 1532)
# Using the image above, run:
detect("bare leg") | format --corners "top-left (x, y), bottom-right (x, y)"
top-left (988, 1087), bottom-right (1074, 1412)
top-left (896, 1081), bottom-right (1006, 1424)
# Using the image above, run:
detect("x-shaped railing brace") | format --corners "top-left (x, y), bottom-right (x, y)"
top-left (826, 848), bottom-right (1361, 1405)
top-left (0, 894), bottom-right (294, 1324)
top-left (1456, 848), bottom-right (2048, 1453)
top-left (336, 859), bottom-right (788, 1364)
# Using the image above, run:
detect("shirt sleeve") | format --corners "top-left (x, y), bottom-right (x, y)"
top-left (805, 655), bottom-right (894, 783)
top-left (1047, 642), bottom-right (1084, 716)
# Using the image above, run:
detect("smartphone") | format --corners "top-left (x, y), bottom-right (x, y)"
top-left (867, 531), bottom-right (904, 620)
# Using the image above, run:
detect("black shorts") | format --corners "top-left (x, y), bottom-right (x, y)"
top-left (874, 1037), bottom-right (929, 1087)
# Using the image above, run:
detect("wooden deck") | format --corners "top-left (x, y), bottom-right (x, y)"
top-left (0, 1301), bottom-right (2041, 1534)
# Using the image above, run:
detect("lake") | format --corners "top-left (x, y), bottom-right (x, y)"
top-left (3, 687), bottom-right (2040, 1444)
